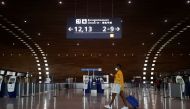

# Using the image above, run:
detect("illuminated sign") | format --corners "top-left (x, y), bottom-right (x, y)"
top-left (81, 68), bottom-right (102, 72)
top-left (67, 18), bottom-right (122, 39)
top-left (6, 71), bottom-right (16, 76)
top-left (0, 70), bottom-right (5, 75)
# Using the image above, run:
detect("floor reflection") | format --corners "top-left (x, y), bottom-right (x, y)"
top-left (0, 88), bottom-right (189, 109)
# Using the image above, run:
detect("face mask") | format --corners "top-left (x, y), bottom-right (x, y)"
top-left (115, 68), bottom-right (118, 71)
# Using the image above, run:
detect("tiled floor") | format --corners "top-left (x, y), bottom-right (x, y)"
top-left (0, 88), bottom-right (190, 109)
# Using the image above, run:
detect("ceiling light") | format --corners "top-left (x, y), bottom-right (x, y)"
top-left (177, 23), bottom-right (182, 26)
top-left (76, 43), bottom-right (80, 46)
top-left (144, 64), bottom-right (147, 66)
top-left (112, 42), bottom-right (115, 46)
top-left (143, 77), bottom-right (146, 80)
top-left (14, 26), bottom-right (19, 29)
top-left (131, 53), bottom-right (134, 56)
top-left (46, 72), bottom-right (49, 75)
top-left (59, 1), bottom-right (63, 5)
top-left (164, 19), bottom-right (168, 23)
top-left (1, 1), bottom-right (5, 5)
top-left (143, 68), bottom-right (147, 71)
top-left (38, 33), bottom-right (41, 36)
top-left (151, 72), bottom-right (154, 75)
top-left (1, 25), bottom-right (6, 28)
top-left (38, 68), bottom-right (41, 70)
top-left (45, 68), bottom-right (49, 70)
top-left (187, 0), bottom-right (190, 4)
top-left (182, 28), bottom-right (188, 31)
top-left (143, 72), bottom-right (146, 75)
top-left (128, 0), bottom-right (132, 4)
top-left (150, 32), bottom-right (154, 35)
top-left (152, 64), bottom-right (155, 66)
top-left (151, 77), bottom-right (154, 80)
top-left (176, 32), bottom-right (181, 35)
top-left (170, 28), bottom-right (175, 30)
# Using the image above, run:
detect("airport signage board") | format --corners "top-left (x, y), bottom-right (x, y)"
top-left (67, 18), bottom-right (122, 39)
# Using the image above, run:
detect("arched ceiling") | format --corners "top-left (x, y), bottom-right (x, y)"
top-left (0, 0), bottom-right (190, 81)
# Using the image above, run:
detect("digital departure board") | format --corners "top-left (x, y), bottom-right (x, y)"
top-left (67, 18), bottom-right (122, 39)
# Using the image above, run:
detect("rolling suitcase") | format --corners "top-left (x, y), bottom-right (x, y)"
top-left (126, 95), bottom-right (139, 109)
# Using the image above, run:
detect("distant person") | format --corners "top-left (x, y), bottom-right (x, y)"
top-left (104, 64), bottom-right (128, 109)
top-left (155, 78), bottom-right (161, 91)
top-left (176, 75), bottom-right (185, 94)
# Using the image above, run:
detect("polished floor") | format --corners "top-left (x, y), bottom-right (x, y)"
top-left (0, 88), bottom-right (190, 109)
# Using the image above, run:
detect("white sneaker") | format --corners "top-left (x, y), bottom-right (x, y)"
top-left (104, 104), bottom-right (112, 109)
top-left (121, 106), bottom-right (128, 109)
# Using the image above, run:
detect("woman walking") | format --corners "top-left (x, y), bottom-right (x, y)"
top-left (105, 64), bottom-right (128, 109)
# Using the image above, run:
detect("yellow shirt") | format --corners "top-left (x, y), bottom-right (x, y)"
top-left (114, 70), bottom-right (124, 88)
